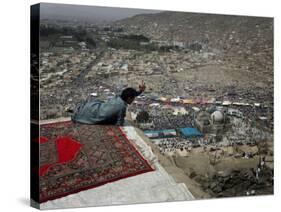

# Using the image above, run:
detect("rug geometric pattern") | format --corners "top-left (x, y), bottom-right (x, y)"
top-left (38, 121), bottom-right (154, 203)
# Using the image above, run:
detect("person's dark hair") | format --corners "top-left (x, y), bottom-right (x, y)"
top-left (121, 87), bottom-right (140, 102)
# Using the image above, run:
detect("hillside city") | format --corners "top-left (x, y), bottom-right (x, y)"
top-left (38, 12), bottom-right (273, 198)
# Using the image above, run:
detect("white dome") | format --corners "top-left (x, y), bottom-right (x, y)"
top-left (211, 111), bottom-right (224, 123)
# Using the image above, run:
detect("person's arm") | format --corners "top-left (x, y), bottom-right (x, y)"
top-left (137, 80), bottom-right (146, 95)
top-left (116, 107), bottom-right (126, 126)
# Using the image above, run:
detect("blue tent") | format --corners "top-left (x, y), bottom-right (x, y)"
top-left (180, 127), bottom-right (203, 138)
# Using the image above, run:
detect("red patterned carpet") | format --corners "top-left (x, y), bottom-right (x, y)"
top-left (38, 121), bottom-right (154, 203)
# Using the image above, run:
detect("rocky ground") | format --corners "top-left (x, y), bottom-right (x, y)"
top-left (200, 167), bottom-right (273, 197)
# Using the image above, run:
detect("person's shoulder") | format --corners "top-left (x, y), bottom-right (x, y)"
top-left (116, 96), bottom-right (127, 107)
top-left (108, 96), bottom-right (122, 105)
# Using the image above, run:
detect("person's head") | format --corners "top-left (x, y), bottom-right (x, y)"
top-left (120, 87), bottom-right (139, 104)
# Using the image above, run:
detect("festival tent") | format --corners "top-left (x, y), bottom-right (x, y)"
top-left (144, 129), bottom-right (177, 139)
top-left (180, 127), bottom-right (203, 138)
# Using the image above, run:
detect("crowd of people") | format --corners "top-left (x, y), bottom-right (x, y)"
top-left (148, 114), bottom-right (194, 130)
top-left (155, 137), bottom-right (203, 154)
